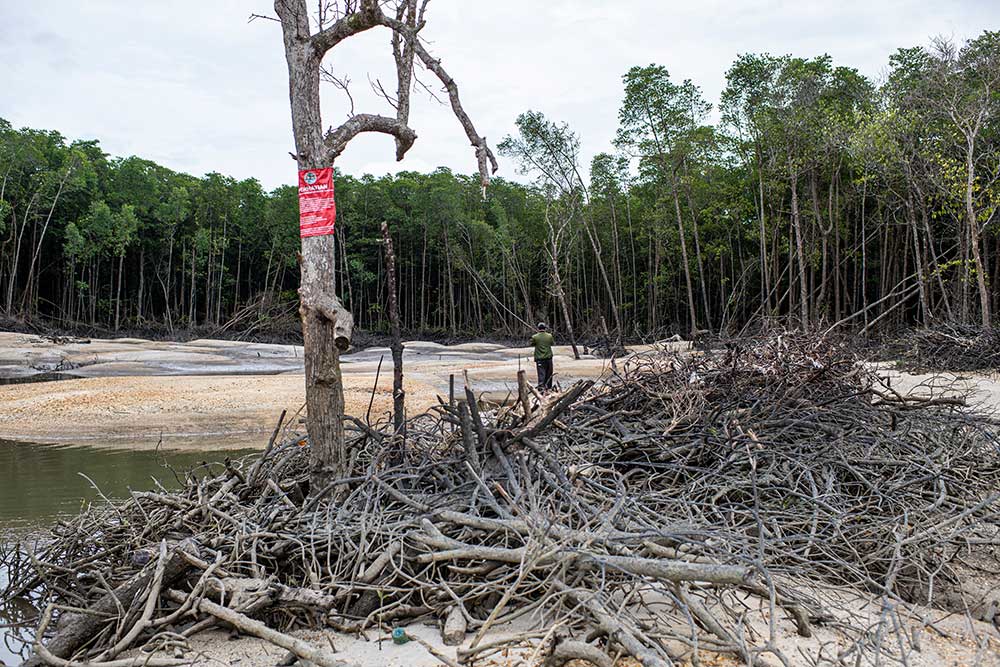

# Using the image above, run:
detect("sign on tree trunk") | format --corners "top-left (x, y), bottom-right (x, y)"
top-left (274, 0), bottom-right (496, 488)
top-left (298, 168), bottom-right (337, 238)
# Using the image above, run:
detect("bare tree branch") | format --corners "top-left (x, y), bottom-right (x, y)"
top-left (390, 0), bottom-right (419, 157)
top-left (413, 68), bottom-right (444, 104)
top-left (409, 38), bottom-right (499, 187)
top-left (278, 0), bottom-right (496, 181)
top-left (369, 74), bottom-right (399, 109)
top-left (320, 66), bottom-right (356, 116)
top-left (310, 0), bottom-right (381, 55)
top-left (324, 113), bottom-right (417, 161)
top-left (248, 13), bottom-right (281, 23)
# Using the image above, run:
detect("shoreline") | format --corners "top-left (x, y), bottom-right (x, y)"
top-left (0, 331), bottom-right (633, 450)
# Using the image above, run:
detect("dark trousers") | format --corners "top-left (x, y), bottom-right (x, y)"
top-left (535, 358), bottom-right (553, 391)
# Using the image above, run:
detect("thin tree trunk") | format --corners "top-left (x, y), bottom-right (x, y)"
top-left (137, 246), bottom-right (145, 321)
top-left (5, 190), bottom-right (40, 314)
top-left (189, 244), bottom-right (196, 325)
top-left (789, 165), bottom-right (809, 327)
top-left (965, 138), bottom-right (991, 326)
top-left (19, 163), bottom-right (73, 315)
top-left (114, 253), bottom-right (124, 331)
top-left (580, 211), bottom-right (622, 340)
top-left (757, 144), bottom-right (771, 313)
top-left (671, 175), bottom-right (698, 334)
top-left (444, 230), bottom-right (456, 336)
top-left (905, 189), bottom-right (932, 324)
top-left (550, 248), bottom-right (580, 359)
top-left (381, 222), bottom-right (406, 440)
top-left (217, 219), bottom-right (227, 325)
top-left (234, 240), bottom-right (242, 313)
top-left (681, 158), bottom-right (711, 329)
top-left (420, 222), bottom-right (427, 330)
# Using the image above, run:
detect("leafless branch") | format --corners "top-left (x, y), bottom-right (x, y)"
top-left (320, 65), bottom-right (356, 117)
top-left (324, 113), bottom-right (416, 161)
top-left (369, 74), bottom-right (399, 110)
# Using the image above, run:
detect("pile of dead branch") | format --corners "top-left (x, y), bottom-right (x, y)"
top-left (893, 323), bottom-right (1000, 372)
top-left (4, 331), bottom-right (1000, 667)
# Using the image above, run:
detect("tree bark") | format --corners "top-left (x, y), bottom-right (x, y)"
top-left (671, 175), bottom-right (698, 334)
top-left (275, 1), bottom-right (355, 486)
top-left (381, 221), bottom-right (406, 440)
top-left (789, 164), bottom-right (809, 327)
top-left (965, 137), bottom-right (992, 326)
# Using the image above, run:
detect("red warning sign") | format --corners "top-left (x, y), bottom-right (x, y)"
top-left (298, 168), bottom-right (336, 238)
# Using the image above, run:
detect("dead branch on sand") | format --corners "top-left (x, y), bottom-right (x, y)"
top-left (4, 331), bottom-right (1000, 666)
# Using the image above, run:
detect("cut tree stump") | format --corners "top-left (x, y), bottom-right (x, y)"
top-left (442, 605), bottom-right (467, 645)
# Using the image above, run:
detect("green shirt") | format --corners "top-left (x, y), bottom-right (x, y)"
top-left (531, 331), bottom-right (554, 360)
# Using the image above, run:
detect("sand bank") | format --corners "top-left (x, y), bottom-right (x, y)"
top-left (0, 332), bottom-right (673, 449)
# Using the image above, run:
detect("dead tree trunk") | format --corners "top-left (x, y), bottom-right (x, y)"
top-left (381, 221), bottom-right (405, 441)
top-left (276, 4), bottom-right (353, 485)
top-left (273, 0), bottom-right (495, 486)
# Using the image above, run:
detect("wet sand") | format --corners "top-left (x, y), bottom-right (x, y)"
top-left (0, 373), bottom-right (443, 448)
top-left (119, 587), bottom-right (1000, 667)
top-left (0, 332), bottom-right (664, 449)
top-left (7, 330), bottom-right (1000, 451)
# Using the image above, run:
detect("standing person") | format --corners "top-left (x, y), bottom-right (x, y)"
top-left (531, 322), bottom-right (555, 392)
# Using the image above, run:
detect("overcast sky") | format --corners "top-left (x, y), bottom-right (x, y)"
top-left (1, 1), bottom-right (997, 189)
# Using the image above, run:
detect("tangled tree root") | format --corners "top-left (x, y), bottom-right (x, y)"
top-left (4, 331), bottom-right (1000, 666)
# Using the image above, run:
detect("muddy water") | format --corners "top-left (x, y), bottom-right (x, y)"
top-left (0, 440), bottom-right (254, 532)
top-left (1, 551), bottom-right (35, 665)
top-left (0, 441), bottom-right (254, 665)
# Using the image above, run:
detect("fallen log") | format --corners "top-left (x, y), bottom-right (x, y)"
top-left (545, 639), bottom-right (614, 667)
top-left (165, 589), bottom-right (358, 667)
top-left (23, 540), bottom-right (199, 667)
top-left (509, 380), bottom-right (593, 443)
top-left (32, 604), bottom-right (185, 667)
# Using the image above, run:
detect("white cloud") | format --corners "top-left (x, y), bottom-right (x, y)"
top-left (1, 0), bottom-right (996, 189)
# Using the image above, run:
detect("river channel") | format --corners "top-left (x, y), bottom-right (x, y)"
top-left (0, 441), bottom-right (253, 665)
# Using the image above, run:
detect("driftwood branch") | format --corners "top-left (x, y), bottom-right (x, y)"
top-left (165, 590), bottom-right (358, 667)
top-left (11, 331), bottom-right (1000, 667)
top-left (22, 541), bottom-right (198, 667)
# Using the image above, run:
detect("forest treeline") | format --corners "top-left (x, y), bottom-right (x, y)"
top-left (2, 31), bottom-right (1000, 341)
